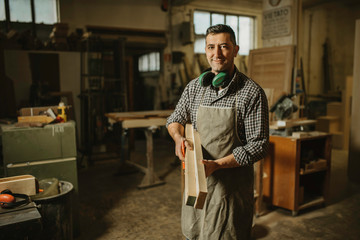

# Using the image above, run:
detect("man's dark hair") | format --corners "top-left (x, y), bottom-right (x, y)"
top-left (206, 24), bottom-right (237, 46)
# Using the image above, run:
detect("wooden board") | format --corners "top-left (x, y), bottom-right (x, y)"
top-left (105, 110), bottom-right (173, 122)
top-left (263, 88), bottom-right (275, 108)
top-left (348, 20), bottom-right (360, 181)
top-left (292, 131), bottom-right (312, 138)
top-left (184, 124), bottom-right (207, 209)
top-left (19, 106), bottom-right (58, 116)
top-left (270, 119), bottom-right (317, 130)
top-left (184, 124), bottom-right (197, 206)
top-left (0, 175), bottom-right (36, 196)
top-left (254, 159), bottom-right (263, 216)
top-left (327, 102), bottom-right (342, 122)
top-left (192, 127), bottom-right (207, 209)
top-left (248, 45), bottom-right (295, 103)
top-left (343, 76), bottom-right (352, 150)
top-left (17, 115), bottom-right (54, 124)
top-left (263, 88), bottom-right (275, 120)
top-left (122, 118), bottom-right (167, 128)
top-left (316, 116), bottom-right (340, 133)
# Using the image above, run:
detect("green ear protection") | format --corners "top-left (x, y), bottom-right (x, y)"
top-left (198, 71), bottom-right (228, 88)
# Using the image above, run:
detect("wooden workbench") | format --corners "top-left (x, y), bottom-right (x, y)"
top-left (105, 110), bottom-right (173, 188)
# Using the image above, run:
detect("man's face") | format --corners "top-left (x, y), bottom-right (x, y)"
top-left (205, 32), bottom-right (239, 74)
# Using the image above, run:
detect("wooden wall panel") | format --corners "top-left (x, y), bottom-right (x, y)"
top-left (348, 19), bottom-right (360, 182)
top-left (248, 45), bottom-right (295, 106)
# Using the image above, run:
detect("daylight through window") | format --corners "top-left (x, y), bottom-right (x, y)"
top-left (0, 0), bottom-right (5, 21)
top-left (194, 10), bottom-right (255, 55)
top-left (139, 52), bottom-right (160, 73)
top-left (2, 0), bottom-right (58, 24)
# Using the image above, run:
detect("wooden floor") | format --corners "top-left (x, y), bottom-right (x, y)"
top-left (75, 135), bottom-right (360, 240)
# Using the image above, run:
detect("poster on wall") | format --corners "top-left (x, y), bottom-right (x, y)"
top-left (262, 5), bottom-right (292, 39)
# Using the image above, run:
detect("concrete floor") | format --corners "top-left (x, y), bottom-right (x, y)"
top-left (75, 134), bottom-right (360, 240)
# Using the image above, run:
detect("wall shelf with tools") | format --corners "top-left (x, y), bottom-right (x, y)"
top-left (79, 36), bottom-right (127, 164)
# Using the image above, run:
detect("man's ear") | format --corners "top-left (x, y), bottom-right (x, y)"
top-left (234, 45), bottom-right (240, 55)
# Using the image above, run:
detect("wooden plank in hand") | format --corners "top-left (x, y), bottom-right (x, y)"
top-left (184, 124), bottom-right (208, 209)
top-left (184, 124), bottom-right (196, 206)
top-left (192, 128), bottom-right (207, 209)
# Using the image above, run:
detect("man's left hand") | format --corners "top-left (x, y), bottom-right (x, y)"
top-left (202, 159), bottom-right (220, 177)
top-left (202, 154), bottom-right (240, 177)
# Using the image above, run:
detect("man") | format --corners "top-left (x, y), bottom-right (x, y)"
top-left (166, 24), bottom-right (269, 239)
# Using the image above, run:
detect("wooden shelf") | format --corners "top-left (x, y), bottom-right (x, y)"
top-left (300, 158), bottom-right (328, 175)
top-left (263, 134), bottom-right (331, 215)
top-left (300, 167), bottom-right (327, 175)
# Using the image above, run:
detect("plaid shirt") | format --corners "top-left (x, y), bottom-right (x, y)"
top-left (166, 68), bottom-right (269, 166)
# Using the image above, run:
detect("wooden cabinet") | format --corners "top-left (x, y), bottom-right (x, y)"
top-left (263, 133), bottom-right (332, 215)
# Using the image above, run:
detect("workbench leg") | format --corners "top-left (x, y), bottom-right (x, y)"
top-left (121, 128), bottom-right (130, 163)
top-left (137, 129), bottom-right (165, 189)
top-left (115, 127), bottom-right (138, 175)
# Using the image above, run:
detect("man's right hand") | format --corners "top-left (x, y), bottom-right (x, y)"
top-left (175, 135), bottom-right (187, 161)
top-left (168, 122), bottom-right (186, 161)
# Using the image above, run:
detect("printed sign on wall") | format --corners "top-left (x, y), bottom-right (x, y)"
top-left (262, 6), bottom-right (292, 39)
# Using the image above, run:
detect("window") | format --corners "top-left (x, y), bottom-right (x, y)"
top-left (1, 0), bottom-right (58, 24)
top-left (139, 52), bottom-right (160, 73)
top-left (9, 0), bottom-right (32, 22)
top-left (34, 0), bottom-right (58, 24)
top-left (0, 0), bottom-right (6, 21)
top-left (194, 10), bottom-right (255, 55)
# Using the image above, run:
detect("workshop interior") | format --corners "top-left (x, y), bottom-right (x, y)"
top-left (0, 0), bottom-right (360, 239)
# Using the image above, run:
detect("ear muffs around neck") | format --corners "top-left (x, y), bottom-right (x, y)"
top-left (198, 71), bottom-right (229, 88)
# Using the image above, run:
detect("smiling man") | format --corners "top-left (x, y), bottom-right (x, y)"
top-left (206, 27), bottom-right (238, 74)
top-left (166, 24), bottom-right (269, 240)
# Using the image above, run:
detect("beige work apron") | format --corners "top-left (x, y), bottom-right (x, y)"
top-left (182, 93), bottom-right (254, 240)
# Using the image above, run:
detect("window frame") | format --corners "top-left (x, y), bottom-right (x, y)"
top-left (138, 51), bottom-right (161, 74)
top-left (1, 0), bottom-right (59, 33)
top-left (193, 9), bottom-right (256, 56)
